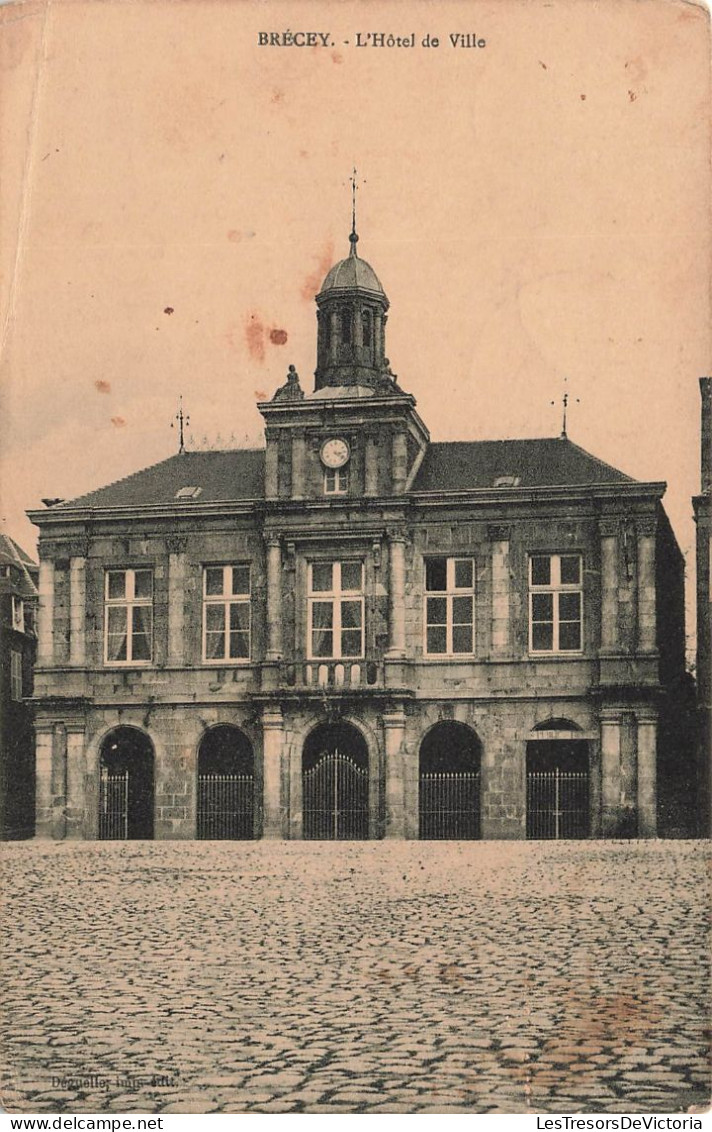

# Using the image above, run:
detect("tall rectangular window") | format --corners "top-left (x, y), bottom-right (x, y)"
top-left (424, 557), bottom-right (475, 656)
top-left (308, 561), bottom-right (364, 659)
top-left (10, 650), bottom-right (22, 701)
top-left (203, 565), bottom-right (251, 662)
top-left (104, 569), bottom-right (153, 664)
top-left (11, 596), bottom-right (24, 633)
top-left (529, 554), bottom-right (583, 653)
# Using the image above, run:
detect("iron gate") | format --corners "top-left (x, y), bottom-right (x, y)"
top-left (99, 768), bottom-right (128, 840)
top-left (419, 771), bottom-right (481, 839)
top-left (526, 770), bottom-right (590, 839)
top-left (197, 773), bottom-right (254, 839)
top-left (303, 751), bottom-right (369, 840)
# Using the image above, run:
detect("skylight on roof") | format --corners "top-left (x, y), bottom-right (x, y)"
top-left (175, 486), bottom-right (202, 500)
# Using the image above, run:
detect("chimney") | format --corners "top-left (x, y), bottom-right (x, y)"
top-left (701, 378), bottom-right (712, 494)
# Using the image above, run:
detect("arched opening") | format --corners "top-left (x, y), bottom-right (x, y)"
top-left (302, 721), bottom-right (369, 840)
top-left (99, 726), bottom-right (154, 840)
top-left (362, 309), bottom-right (372, 349)
top-left (341, 309), bottom-right (352, 345)
top-left (419, 722), bottom-right (481, 839)
top-left (197, 725), bottom-right (254, 840)
top-left (526, 733), bottom-right (590, 840)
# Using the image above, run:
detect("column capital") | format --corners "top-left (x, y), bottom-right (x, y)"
top-left (386, 527), bottom-right (407, 545)
top-left (262, 706), bottom-right (284, 730)
top-left (167, 536), bottom-right (188, 555)
top-left (265, 533), bottom-right (282, 550)
top-left (637, 516), bottom-right (657, 538)
top-left (599, 517), bottom-right (620, 537)
top-left (487, 523), bottom-right (511, 542)
top-left (382, 708), bottom-right (407, 729)
top-left (636, 707), bottom-right (659, 726)
top-left (600, 707), bottom-right (623, 724)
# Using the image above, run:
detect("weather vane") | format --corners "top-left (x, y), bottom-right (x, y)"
top-left (171, 395), bottom-right (190, 454)
top-left (347, 167), bottom-right (365, 249)
top-left (551, 377), bottom-right (580, 439)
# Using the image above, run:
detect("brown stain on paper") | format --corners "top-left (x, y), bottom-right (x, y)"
top-left (94, 380), bottom-right (111, 394)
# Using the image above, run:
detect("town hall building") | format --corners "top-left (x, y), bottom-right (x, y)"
top-left (28, 224), bottom-right (690, 841)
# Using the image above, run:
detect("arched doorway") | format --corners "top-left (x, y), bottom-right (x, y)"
top-left (197, 725), bottom-right (254, 840)
top-left (419, 722), bottom-right (481, 839)
top-left (526, 721), bottom-right (590, 839)
top-left (99, 726), bottom-right (154, 840)
top-left (302, 721), bottom-right (369, 840)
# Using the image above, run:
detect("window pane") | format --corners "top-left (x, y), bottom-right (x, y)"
top-left (311, 563), bottom-right (333, 592)
top-left (107, 572), bottom-right (126, 599)
top-left (231, 566), bottom-right (250, 595)
top-left (426, 597), bottom-right (447, 626)
top-left (427, 627), bottom-right (447, 654)
top-left (452, 624), bottom-right (473, 654)
top-left (454, 559), bottom-right (473, 589)
top-left (324, 469), bottom-right (337, 493)
top-left (340, 562), bottom-right (362, 591)
top-left (131, 606), bottom-right (152, 660)
top-left (312, 630), bottom-right (333, 657)
top-left (532, 593), bottom-right (554, 621)
top-left (134, 570), bottom-right (153, 599)
top-left (229, 631), bottom-right (250, 659)
top-left (452, 595), bottom-right (473, 625)
top-left (205, 567), bottom-right (224, 596)
top-left (532, 622), bottom-right (554, 650)
top-left (531, 556), bottom-right (551, 586)
top-left (205, 631), bottom-right (225, 660)
top-left (341, 600), bottom-right (362, 629)
top-left (341, 629), bottom-right (362, 657)
top-left (559, 592), bottom-right (581, 621)
top-left (425, 558), bottom-right (447, 591)
top-left (205, 604), bottom-right (225, 632)
top-left (560, 556), bottom-right (581, 585)
top-left (107, 633), bottom-right (128, 662)
top-left (311, 601), bottom-right (333, 630)
top-left (559, 621), bottom-right (582, 651)
top-left (229, 602), bottom-right (250, 631)
top-left (107, 606), bottom-right (127, 634)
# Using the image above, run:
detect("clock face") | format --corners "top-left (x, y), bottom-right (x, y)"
top-left (320, 437), bottom-right (350, 469)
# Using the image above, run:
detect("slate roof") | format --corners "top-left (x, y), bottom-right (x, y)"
top-left (53, 450), bottom-right (265, 510)
top-left (412, 439), bottom-right (635, 492)
top-left (0, 534), bottom-right (39, 598)
top-left (45, 437), bottom-right (636, 514)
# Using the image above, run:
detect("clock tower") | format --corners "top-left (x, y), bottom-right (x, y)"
top-left (257, 220), bottom-right (429, 502)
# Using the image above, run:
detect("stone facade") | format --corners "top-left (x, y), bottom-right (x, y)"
top-left (28, 231), bottom-right (691, 841)
top-left (693, 377), bottom-right (711, 835)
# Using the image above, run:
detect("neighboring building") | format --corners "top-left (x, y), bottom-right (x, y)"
top-left (28, 227), bottom-right (691, 841)
top-left (0, 535), bottom-right (39, 839)
top-left (693, 377), bottom-right (711, 836)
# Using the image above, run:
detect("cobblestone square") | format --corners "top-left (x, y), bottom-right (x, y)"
top-left (1, 840), bottom-right (709, 1114)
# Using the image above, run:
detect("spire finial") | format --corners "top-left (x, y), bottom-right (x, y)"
top-left (349, 166), bottom-right (360, 256)
top-left (171, 395), bottom-right (190, 454)
top-left (551, 376), bottom-right (580, 439)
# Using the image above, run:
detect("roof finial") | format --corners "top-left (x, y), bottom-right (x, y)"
top-left (551, 376), bottom-right (580, 439)
top-left (349, 166), bottom-right (359, 256)
top-left (171, 395), bottom-right (190, 454)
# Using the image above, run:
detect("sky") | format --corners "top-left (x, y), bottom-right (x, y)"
top-left (1, 0), bottom-right (709, 654)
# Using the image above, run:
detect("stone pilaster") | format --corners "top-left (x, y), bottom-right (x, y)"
top-left (167, 539), bottom-right (187, 666)
top-left (392, 429), bottom-right (408, 494)
top-left (51, 722), bottom-right (68, 840)
top-left (619, 711), bottom-right (638, 825)
top-left (329, 310), bottom-right (339, 364)
top-left (35, 727), bottom-right (54, 838)
top-left (364, 431), bottom-right (379, 496)
top-left (383, 706), bottom-right (407, 838)
top-left (636, 708), bottom-right (658, 838)
top-left (265, 536), bottom-right (283, 661)
top-left (37, 559), bottom-right (55, 665)
top-left (599, 518), bottom-right (619, 653)
top-left (600, 710), bottom-right (622, 836)
top-left (637, 518), bottom-right (657, 654)
top-left (68, 557), bottom-right (86, 665)
top-left (387, 534), bottom-right (406, 657)
top-left (262, 707), bottom-right (285, 839)
top-left (488, 525), bottom-right (511, 656)
top-left (292, 430), bottom-right (307, 500)
top-left (65, 725), bottom-right (86, 839)
top-left (264, 427), bottom-right (279, 501)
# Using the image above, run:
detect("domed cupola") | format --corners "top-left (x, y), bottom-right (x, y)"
top-left (314, 227), bottom-right (392, 391)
